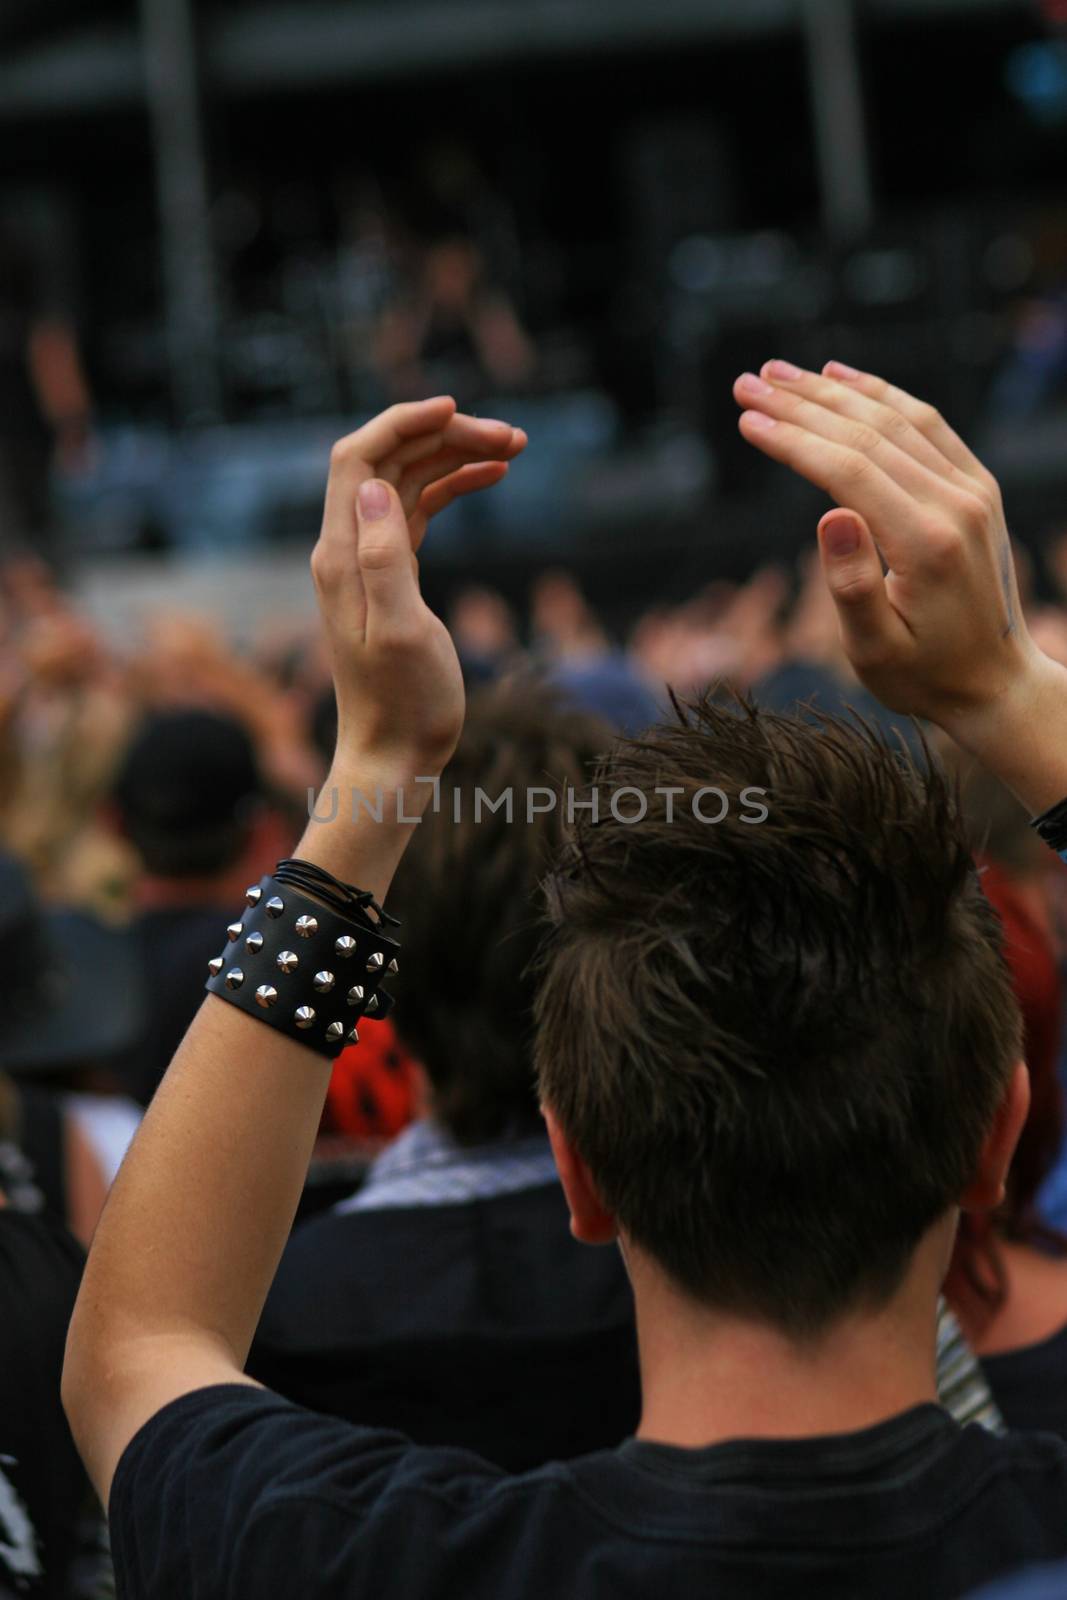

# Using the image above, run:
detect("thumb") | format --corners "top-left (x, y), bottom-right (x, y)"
top-left (816, 509), bottom-right (895, 664)
top-left (356, 479), bottom-right (420, 635)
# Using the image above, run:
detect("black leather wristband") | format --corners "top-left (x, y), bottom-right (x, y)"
top-left (204, 875), bottom-right (399, 1059)
top-left (1030, 794), bottom-right (1067, 856)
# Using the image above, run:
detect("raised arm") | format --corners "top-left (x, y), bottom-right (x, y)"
top-left (61, 398), bottom-right (526, 1506)
top-left (733, 360), bottom-right (1067, 816)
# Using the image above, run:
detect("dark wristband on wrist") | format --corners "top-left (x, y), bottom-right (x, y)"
top-left (1030, 795), bottom-right (1067, 858)
top-left (204, 871), bottom-right (399, 1059)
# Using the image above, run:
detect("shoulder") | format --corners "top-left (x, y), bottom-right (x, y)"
top-left (108, 1383), bottom-right (585, 1600)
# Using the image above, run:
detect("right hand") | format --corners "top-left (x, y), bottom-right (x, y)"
top-left (732, 360), bottom-right (1044, 741)
top-left (311, 397), bottom-right (525, 788)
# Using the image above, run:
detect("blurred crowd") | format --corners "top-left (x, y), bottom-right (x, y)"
top-left (5, 509), bottom-right (1067, 1593)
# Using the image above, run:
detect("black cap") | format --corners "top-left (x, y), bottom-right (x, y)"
top-left (115, 710), bottom-right (262, 834)
top-left (114, 710), bottom-right (263, 877)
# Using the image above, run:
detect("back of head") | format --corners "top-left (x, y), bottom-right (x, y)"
top-left (536, 696), bottom-right (1022, 1339)
top-left (389, 680), bottom-right (609, 1144)
top-left (114, 710), bottom-right (263, 880)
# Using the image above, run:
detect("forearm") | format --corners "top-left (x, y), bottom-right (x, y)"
top-left (63, 408), bottom-right (522, 1501)
top-left (64, 766), bottom-right (424, 1480)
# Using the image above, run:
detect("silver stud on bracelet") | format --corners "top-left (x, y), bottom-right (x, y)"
top-left (245, 886), bottom-right (263, 907)
top-left (347, 1027), bottom-right (359, 1045)
top-left (346, 985), bottom-right (364, 1006)
top-left (325, 1021), bottom-right (345, 1043)
top-left (294, 1005), bottom-right (316, 1029)
top-left (255, 985), bottom-right (277, 1008)
top-left (313, 970), bottom-right (335, 993)
top-left (365, 993), bottom-right (380, 1015)
top-left (245, 932), bottom-right (264, 954)
top-left (266, 896), bottom-right (284, 918)
top-left (225, 968), bottom-right (245, 990)
top-left (366, 951), bottom-right (384, 973)
top-left (277, 950), bottom-right (299, 974)
top-left (335, 936), bottom-right (357, 958)
top-left (226, 922), bottom-right (243, 942)
top-left (387, 958), bottom-right (399, 975)
top-left (295, 915), bottom-right (318, 939)
top-left (208, 955), bottom-right (224, 977)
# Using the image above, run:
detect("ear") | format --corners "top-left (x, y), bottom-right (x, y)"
top-left (543, 1107), bottom-right (618, 1245)
top-left (960, 1061), bottom-right (1031, 1213)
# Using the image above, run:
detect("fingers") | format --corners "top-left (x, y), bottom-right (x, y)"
top-left (736, 406), bottom-right (919, 544)
top-left (355, 479), bottom-right (423, 639)
top-left (387, 416), bottom-right (526, 475)
top-left (340, 396), bottom-right (458, 466)
top-left (820, 362), bottom-right (994, 489)
top-left (318, 409), bottom-right (452, 570)
top-left (735, 372), bottom-right (950, 506)
top-left (394, 426), bottom-right (526, 513)
top-left (816, 508), bottom-right (910, 669)
top-left (746, 363), bottom-right (971, 492)
top-left (410, 462), bottom-right (510, 549)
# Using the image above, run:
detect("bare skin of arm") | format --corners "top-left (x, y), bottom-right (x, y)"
top-left (62, 398), bottom-right (526, 1507)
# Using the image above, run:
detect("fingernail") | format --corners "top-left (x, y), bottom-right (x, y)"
top-left (742, 410), bottom-right (777, 432)
top-left (738, 372), bottom-right (774, 398)
top-left (823, 515), bottom-right (860, 557)
top-left (764, 359), bottom-right (803, 381)
top-left (824, 360), bottom-right (861, 380)
top-left (358, 480), bottom-right (391, 521)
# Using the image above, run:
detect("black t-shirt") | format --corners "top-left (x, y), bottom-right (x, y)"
top-left (0, 1210), bottom-right (87, 1599)
top-left (983, 1324), bottom-right (1067, 1439)
top-left (249, 1181), bottom-right (640, 1471)
top-left (109, 1384), bottom-right (1067, 1600)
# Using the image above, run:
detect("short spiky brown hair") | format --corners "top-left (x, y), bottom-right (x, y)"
top-left (535, 696), bottom-right (1022, 1338)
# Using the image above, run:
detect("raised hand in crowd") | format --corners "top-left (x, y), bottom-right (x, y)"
top-left (62, 397), bottom-right (526, 1503)
top-left (734, 361), bottom-right (1067, 814)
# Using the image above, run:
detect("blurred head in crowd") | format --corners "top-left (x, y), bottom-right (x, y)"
top-left (113, 709), bottom-right (265, 882)
top-left (388, 680), bottom-right (609, 1145)
top-left (536, 699), bottom-right (1025, 1340)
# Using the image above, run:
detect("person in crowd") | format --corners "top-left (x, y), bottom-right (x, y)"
top-left (447, 584), bottom-right (522, 686)
top-left (269, 667), bottom-right (997, 1439)
top-left (0, 850), bottom-right (143, 1245)
top-left (0, 1196), bottom-right (93, 1599)
top-left (527, 569), bottom-right (662, 735)
top-left (0, 229), bottom-right (95, 560)
top-left (375, 235), bottom-right (534, 407)
top-left (934, 751), bottom-right (1067, 1434)
top-left (62, 379), bottom-right (1067, 1598)
top-left (250, 680), bottom-right (641, 1468)
top-left (110, 708), bottom-right (288, 1106)
top-left (0, 858), bottom-right (125, 1597)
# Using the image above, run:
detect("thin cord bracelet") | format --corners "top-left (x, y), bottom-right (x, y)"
top-left (273, 858), bottom-right (400, 929)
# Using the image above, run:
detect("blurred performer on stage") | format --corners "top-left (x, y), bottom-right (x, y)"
top-left (0, 230), bottom-right (94, 557)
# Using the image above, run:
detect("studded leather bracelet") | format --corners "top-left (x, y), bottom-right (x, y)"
top-left (204, 865), bottom-right (399, 1059)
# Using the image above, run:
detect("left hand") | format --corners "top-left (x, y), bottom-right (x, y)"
top-left (731, 360), bottom-right (1037, 739)
top-left (310, 397), bottom-right (526, 787)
